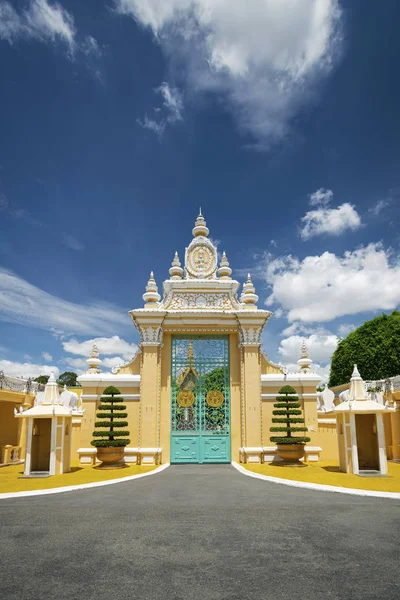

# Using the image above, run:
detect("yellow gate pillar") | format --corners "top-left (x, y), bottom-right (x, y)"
top-left (131, 296), bottom-right (166, 465)
top-left (237, 311), bottom-right (269, 463)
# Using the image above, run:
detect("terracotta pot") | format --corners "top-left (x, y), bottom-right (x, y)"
top-left (276, 444), bottom-right (305, 465)
top-left (96, 446), bottom-right (126, 469)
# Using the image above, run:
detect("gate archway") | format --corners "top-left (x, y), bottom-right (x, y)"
top-left (171, 336), bottom-right (230, 463)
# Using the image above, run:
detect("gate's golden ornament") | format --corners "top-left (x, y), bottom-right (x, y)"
top-left (177, 389), bottom-right (195, 408)
top-left (206, 389), bottom-right (224, 408)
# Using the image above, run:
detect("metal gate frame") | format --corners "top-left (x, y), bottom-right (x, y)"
top-left (170, 335), bottom-right (231, 464)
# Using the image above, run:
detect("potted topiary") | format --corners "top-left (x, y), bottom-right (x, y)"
top-left (91, 386), bottom-right (130, 469)
top-left (270, 385), bottom-right (310, 465)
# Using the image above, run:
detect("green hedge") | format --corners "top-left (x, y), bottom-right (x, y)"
top-left (91, 439), bottom-right (130, 448)
top-left (94, 421), bottom-right (128, 428)
top-left (97, 404), bottom-right (126, 411)
top-left (270, 436), bottom-right (311, 445)
top-left (91, 386), bottom-right (130, 448)
top-left (96, 412), bottom-right (127, 419)
top-left (92, 430), bottom-right (130, 437)
top-left (269, 386), bottom-right (309, 446)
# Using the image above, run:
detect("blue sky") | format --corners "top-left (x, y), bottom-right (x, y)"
top-left (0, 0), bottom-right (399, 381)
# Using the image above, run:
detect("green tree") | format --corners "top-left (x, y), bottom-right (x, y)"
top-left (270, 385), bottom-right (310, 445)
top-left (34, 375), bottom-right (49, 385)
top-left (91, 386), bottom-right (130, 448)
top-left (329, 311), bottom-right (400, 387)
top-left (58, 371), bottom-right (79, 387)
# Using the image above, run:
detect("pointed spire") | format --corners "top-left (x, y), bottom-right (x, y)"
top-left (298, 339), bottom-right (313, 373)
top-left (240, 273), bottom-right (259, 308)
top-left (218, 251), bottom-right (232, 279)
top-left (86, 342), bottom-right (102, 374)
top-left (300, 339), bottom-right (309, 359)
top-left (42, 370), bottom-right (60, 405)
top-left (349, 364), bottom-right (367, 401)
top-left (192, 209), bottom-right (209, 237)
top-left (143, 271), bottom-right (161, 306)
top-left (186, 341), bottom-right (195, 369)
top-left (169, 251), bottom-right (183, 279)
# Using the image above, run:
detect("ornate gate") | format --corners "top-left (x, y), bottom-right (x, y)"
top-left (171, 336), bottom-right (230, 463)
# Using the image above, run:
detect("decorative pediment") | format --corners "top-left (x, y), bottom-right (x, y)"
top-left (162, 290), bottom-right (242, 311)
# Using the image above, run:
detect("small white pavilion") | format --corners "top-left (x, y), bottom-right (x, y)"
top-left (16, 371), bottom-right (72, 476)
top-left (334, 365), bottom-right (389, 475)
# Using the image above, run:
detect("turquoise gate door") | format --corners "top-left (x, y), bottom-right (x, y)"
top-left (171, 336), bottom-right (230, 464)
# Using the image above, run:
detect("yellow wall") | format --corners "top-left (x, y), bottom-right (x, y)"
top-left (242, 347), bottom-right (262, 447)
top-left (0, 402), bottom-right (19, 448)
top-left (160, 335), bottom-right (171, 460)
top-left (230, 334), bottom-right (242, 462)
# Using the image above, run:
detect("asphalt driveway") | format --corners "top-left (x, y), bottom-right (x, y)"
top-left (1, 465), bottom-right (399, 600)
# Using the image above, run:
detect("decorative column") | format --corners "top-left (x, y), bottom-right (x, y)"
top-left (237, 275), bottom-right (270, 462)
top-left (131, 272), bottom-right (166, 464)
top-left (17, 390), bottom-right (34, 460)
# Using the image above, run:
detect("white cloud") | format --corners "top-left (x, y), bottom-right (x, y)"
top-left (138, 82), bottom-right (183, 137)
top-left (337, 323), bottom-right (356, 337)
top-left (42, 351), bottom-right (53, 361)
top-left (117, 0), bottom-right (342, 148)
top-left (0, 269), bottom-right (130, 336)
top-left (368, 199), bottom-right (388, 216)
top-left (278, 333), bottom-right (338, 363)
top-left (266, 243), bottom-right (400, 322)
top-left (62, 336), bottom-right (137, 361)
top-left (137, 115), bottom-right (166, 137)
top-left (0, 193), bottom-right (42, 226)
top-left (63, 234), bottom-right (85, 251)
top-left (0, 359), bottom-right (59, 379)
top-left (0, 0), bottom-right (75, 49)
top-left (300, 188), bottom-right (361, 240)
top-left (309, 188), bottom-right (333, 206)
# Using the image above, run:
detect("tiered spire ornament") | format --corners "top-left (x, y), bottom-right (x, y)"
top-left (297, 339), bottom-right (313, 373)
top-left (169, 251), bottom-right (183, 279)
top-left (86, 343), bottom-right (102, 374)
top-left (218, 251), bottom-right (232, 279)
top-left (192, 208), bottom-right (209, 237)
top-left (42, 371), bottom-right (60, 405)
top-left (240, 273), bottom-right (259, 308)
top-left (143, 271), bottom-right (161, 306)
top-left (349, 364), bottom-right (367, 401)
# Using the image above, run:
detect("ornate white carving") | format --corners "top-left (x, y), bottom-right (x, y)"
top-left (238, 325), bottom-right (264, 346)
top-left (185, 236), bottom-right (218, 279)
top-left (138, 325), bottom-right (163, 346)
top-left (164, 292), bottom-right (234, 310)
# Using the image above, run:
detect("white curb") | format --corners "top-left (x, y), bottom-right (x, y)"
top-left (232, 462), bottom-right (400, 500)
top-left (0, 463), bottom-right (170, 500)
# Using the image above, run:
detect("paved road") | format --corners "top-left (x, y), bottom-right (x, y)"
top-left (1, 465), bottom-right (399, 600)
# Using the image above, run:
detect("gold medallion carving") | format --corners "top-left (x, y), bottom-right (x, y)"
top-left (177, 390), bottom-right (195, 408)
top-left (206, 389), bottom-right (224, 408)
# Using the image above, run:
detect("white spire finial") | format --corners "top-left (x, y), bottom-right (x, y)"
top-left (240, 273), bottom-right (258, 308)
top-left (193, 210), bottom-right (209, 237)
top-left (48, 371), bottom-right (57, 385)
top-left (169, 251), bottom-right (183, 279)
top-left (86, 342), bottom-right (102, 373)
top-left (298, 339), bottom-right (313, 373)
top-left (300, 339), bottom-right (309, 359)
top-left (218, 251), bottom-right (232, 279)
top-left (143, 271), bottom-right (161, 306)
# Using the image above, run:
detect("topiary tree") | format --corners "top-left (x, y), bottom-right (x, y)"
top-left (329, 311), bottom-right (400, 387)
top-left (270, 385), bottom-right (310, 445)
top-left (91, 386), bottom-right (130, 449)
